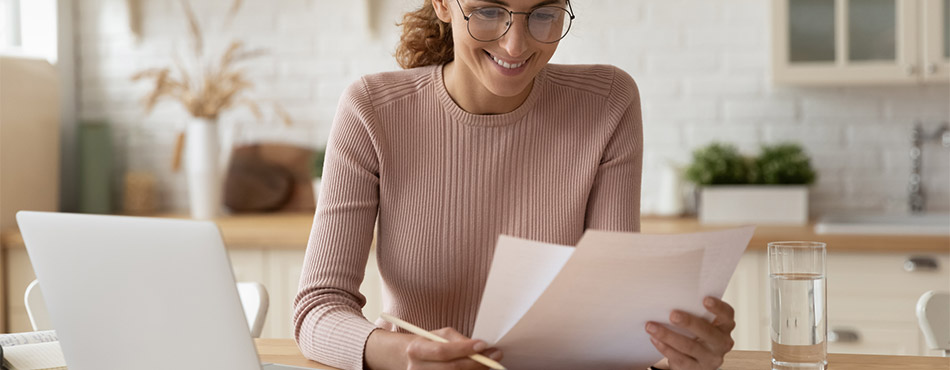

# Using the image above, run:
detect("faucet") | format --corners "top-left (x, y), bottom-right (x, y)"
top-left (909, 121), bottom-right (950, 214)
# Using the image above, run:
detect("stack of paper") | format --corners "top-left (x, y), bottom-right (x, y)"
top-left (0, 331), bottom-right (58, 347)
top-left (472, 226), bottom-right (755, 370)
top-left (3, 341), bottom-right (67, 370)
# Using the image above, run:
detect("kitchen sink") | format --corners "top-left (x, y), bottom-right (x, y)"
top-left (815, 213), bottom-right (950, 236)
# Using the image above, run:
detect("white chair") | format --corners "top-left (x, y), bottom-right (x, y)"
top-left (25, 280), bottom-right (270, 338)
top-left (917, 290), bottom-right (950, 357)
top-left (24, 280), bottom-right (51, 331)
top-left (236, 281), bottom-right (269, 338)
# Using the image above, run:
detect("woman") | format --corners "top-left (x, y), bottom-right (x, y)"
top-left (293, 0), bottom-right (736, 369)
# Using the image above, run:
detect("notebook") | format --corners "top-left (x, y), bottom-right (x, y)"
top-left (2, 342), bottom-right (66, 370)
top-left (16, 211), bottom-right (309, 370)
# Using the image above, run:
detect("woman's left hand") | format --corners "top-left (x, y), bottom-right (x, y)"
top-left (645, 296), bottom-right (736, 370)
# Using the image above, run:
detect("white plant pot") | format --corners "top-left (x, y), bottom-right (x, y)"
top-left (185, 118), bottom-right (221, 219)
top-left (699, 185), bottom-right (809, 225)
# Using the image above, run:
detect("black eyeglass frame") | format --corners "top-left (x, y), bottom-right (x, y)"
top-left (454, 0), bottom-right (576, 44)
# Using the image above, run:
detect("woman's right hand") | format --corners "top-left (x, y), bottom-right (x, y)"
top-left (405, 327), bottom-right (503, 370)
top-left (365, 327), bottom-right (503, 370)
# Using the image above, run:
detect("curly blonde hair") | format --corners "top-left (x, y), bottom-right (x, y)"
top-left (395, 0), bottom-right (455, 69)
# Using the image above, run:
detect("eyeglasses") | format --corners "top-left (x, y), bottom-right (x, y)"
top-left (454, 0), bottom-right (575, 44)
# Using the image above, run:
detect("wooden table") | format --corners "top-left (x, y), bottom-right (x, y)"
top-left (255, 339), bottom-right (950, 369)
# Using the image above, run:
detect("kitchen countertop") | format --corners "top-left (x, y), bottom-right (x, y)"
top-left (255, 338), bottom-right (950, 370)
top-left (1, 213), bottom-right (947, 253)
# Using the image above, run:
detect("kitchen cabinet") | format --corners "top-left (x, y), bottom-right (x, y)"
top-left (2, 215), bottom-right (947, 354)
top-left (772, 0), bottom-right (950, 85)
top-left (5, 248), bottom-right (37, 334)
top-left (228, 249), bottom-right (308, 339)
top-left (721, 252), bottom-right (769, 351)
top-left (229, 248), bottom-right (382, 339)
top-left (724, 250), bottom-right (950, 355)
top-left (824, 252), bottom-right (949, 355)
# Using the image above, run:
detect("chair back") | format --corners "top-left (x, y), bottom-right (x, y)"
top-left (24, 280), bottom-right (52, 331)
top-left (25, 280), bottom-right (269, 338)
top-left (917, 290), bottom-right (950, 356)
top-left (236, 281), bottom-right (269, 338)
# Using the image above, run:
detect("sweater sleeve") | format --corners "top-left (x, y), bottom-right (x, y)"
top-left (293, 78), bottom-right (382, 370)
top-left (585, 67), bottom-right (643, 232)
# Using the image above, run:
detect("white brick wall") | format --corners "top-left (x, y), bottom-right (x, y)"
top-left (76, 0), bottom-right (950, 215)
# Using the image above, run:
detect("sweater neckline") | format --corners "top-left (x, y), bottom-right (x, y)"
top-left (433, 63), bottom-right (546, 127)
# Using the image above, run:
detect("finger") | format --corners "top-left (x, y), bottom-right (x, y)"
top-left (406, 336), bottom-right (484, 362)
top-left (435, 328), bottom-right (495, 358)
top-left (482, 348), bottom-right (504, 362)
top-left (412, 345), bottom-right (501, 370)
top-left (438, 356), bottom-right (494, 370)
top-left (670, 310), bottom-right (734, 354)
top-left (431, 327), bottom-right (480, 342)
top-left (649, 336), bottom-right (701, 370)
top-left (704, 296), bottom-right (737, 333)
top-left (646, 321), bottom-right (717, 365)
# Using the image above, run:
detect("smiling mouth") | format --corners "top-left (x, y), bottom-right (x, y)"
top-left (484, 51), bottom-right (529, 69)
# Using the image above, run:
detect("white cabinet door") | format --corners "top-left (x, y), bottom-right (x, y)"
top-left (826, 320), bottom-right (921, 355)
top-left (825, 252), bottom-right (949, 355)
top-left (922, 0), bottom-right (950, 81)
top-left (259, 248), bottom-right (382, 339)
top-left (742, 250), bottom-right (949, 355)
top-left (827, 252), bottom-right (949, 322)
top-left (228, 250), bottom-right (267, 285)
top-left (723, 251), bottom-right (768, 351)
top-left (266, 250), bottom-right (306, 339)
top-left (772, 0), bottom-right (924, 85)
top-left (5, 249), bottom-right (36, 333)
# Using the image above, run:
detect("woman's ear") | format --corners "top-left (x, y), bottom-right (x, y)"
top-left (431, 0), bottom-right (453, 23)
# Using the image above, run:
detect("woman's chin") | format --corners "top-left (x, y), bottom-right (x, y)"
top-left (485, 81), bottom-right (533, 98)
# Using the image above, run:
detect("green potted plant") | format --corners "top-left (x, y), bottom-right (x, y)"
top-left (752, 143), bottom-right (817, 185)
top-left (684, 143), bottom-right (753, 186)
top-left (685, 142), bottom-right (817, 225)
top-left (311, 148), bottom-right (326, 205)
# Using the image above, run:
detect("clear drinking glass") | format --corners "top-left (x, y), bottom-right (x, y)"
top-left (768, 241), bottom-right (827, 370)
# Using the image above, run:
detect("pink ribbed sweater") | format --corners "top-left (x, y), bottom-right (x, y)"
top-left (293, 63), bottom-right (643, 370)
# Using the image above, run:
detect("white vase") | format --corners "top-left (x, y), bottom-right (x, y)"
top-left (185, 118), bottom-right (221, 219)
top-left (654, 162), bottom-right (685, 216)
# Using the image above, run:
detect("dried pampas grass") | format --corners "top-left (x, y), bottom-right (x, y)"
top-left (132, 0), bottom-right (291, 126)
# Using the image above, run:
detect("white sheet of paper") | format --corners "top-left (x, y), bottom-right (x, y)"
top-left (472, 235), bottom-right (575, 344)
top-left (472, 226), bottom-right (755, 370)
top-left (576, 226), bottom-right (755, 302)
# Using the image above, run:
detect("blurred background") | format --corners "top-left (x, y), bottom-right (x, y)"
top-left (2, 0), bottom-right (947, 216)
top-left (0, 0), bottom-right (948, 356)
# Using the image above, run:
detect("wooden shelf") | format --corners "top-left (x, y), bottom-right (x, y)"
top-left (2, 213), bottom-right (947, 253)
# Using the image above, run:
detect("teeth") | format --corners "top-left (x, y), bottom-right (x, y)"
top-left (491, 54), bottom-right (526, 69)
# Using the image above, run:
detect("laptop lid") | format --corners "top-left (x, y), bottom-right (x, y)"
top-left (16, 211), bottom-right (262, 370)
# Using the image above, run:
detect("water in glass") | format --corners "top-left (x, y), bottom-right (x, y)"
top-left (770, 272), bottom-right (827, 370)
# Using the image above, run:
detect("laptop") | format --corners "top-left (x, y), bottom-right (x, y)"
top-left (16, 211), bottom-right (311, 370)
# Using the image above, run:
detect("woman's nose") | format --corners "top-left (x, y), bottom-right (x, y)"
top-left (497, 14), bottom-right (529, 58)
